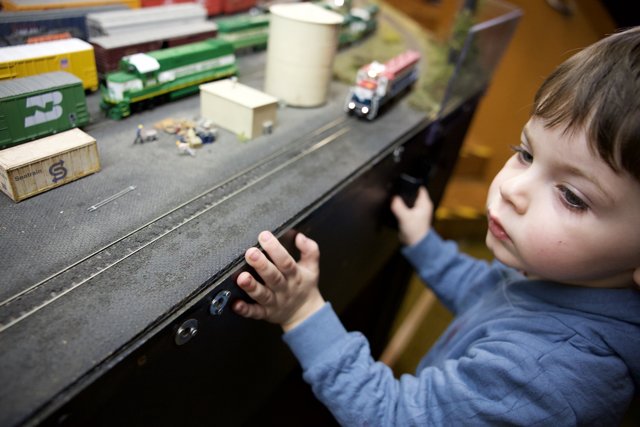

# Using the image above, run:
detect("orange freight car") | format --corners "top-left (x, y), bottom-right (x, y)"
top-left (1, 0), bottom-right (139, 11)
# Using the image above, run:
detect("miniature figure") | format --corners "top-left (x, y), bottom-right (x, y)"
top-left (133, 124), bottom-right (144, 144)
top-left (133, 124), bottom-right (158, 144)
top-left (179, 127), bottom-right (202, 147)
top-left (176, 140), bottom-right (196, 157)
top-left (196, 122), bottom-right (218, 144)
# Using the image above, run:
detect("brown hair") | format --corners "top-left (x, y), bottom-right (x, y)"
top-left (532, 26), bottom-right (640, 182)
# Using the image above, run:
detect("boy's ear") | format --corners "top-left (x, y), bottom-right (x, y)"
top-left (634, 268), bottom-right (640, 288)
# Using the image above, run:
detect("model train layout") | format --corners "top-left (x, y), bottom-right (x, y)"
top-left (0, 1), bottom-right (382, 125)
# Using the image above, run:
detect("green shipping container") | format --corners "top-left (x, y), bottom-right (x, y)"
top-left (0, 72), bottom-right (90, 150)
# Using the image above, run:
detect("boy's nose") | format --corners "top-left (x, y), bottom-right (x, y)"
top-left (499, 175), bottom-right (530, 214)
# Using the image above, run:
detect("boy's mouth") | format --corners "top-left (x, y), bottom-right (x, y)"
top-left (488, 215), bottom-right (510, 241)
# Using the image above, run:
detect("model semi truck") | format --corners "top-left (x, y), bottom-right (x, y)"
top-left (344, 49), bottom-right (420, 120)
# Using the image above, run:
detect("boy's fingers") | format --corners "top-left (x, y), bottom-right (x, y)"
top-left (236, 270), bottom-right (274, 306)
top-left (258, 231), bottom-right (298, 278)
top-left (414, 186), bottom-right (431, 207)
top-left (391, 195), bottom-right (409, 215)
top-left (391, 198), bottom-right (412, 225)
top-left (244, 245), bottom-right (287, 290)
top-left (232, 299), bottom-right (267, 320)
top-left (296, 233), bottom-right (320, 273)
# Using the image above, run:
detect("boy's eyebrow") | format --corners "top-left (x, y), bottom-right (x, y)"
top-left (563, 164), bottom-right (613, 203)
top-left (523, 126), bottom-right (613, 203)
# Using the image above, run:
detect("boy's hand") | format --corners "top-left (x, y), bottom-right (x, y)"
top-left (390, 186), bottom-right (433, 246)
top-left (233, 231), bottom-right (325, 332)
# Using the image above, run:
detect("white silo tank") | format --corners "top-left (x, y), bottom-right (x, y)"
top-left (265, 2), bottom-right (343, 107)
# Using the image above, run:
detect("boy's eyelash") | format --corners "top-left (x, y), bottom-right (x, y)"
top-left (510, 145), bottom-right (533, 163)
top-left (557, 185), bottom-right (589, 212)
top-left (508, 145), bottom-right (590, 212)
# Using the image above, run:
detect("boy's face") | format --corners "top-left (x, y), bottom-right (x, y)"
top-left (485, 117), bottom-right (640, 288)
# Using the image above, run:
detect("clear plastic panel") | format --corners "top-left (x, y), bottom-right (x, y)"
top-left (437, 0), bottom-right (522, 117)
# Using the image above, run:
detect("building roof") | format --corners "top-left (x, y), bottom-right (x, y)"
top-left (200, 79), bottom-right (278, 109)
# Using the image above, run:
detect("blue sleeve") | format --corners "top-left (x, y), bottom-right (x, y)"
top-left (283, 304), bottom-right (629, 426)
top-left (402, 231), bottom-right (498, 314)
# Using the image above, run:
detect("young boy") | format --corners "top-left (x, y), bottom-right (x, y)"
top-left (232, 27), bottom-right (640, 425)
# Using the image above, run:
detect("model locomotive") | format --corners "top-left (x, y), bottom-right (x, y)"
top-left (100, 38), bottom-right (237, 120)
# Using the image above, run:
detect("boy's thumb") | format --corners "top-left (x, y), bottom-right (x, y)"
top-left (391, 195), bottom-right (408, 217)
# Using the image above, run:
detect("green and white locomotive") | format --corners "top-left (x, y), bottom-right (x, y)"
top-left (100, 38), bottom-right (237, 120)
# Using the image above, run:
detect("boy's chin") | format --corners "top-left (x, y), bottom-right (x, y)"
top-left (485, 234), bottom-right (525, 272)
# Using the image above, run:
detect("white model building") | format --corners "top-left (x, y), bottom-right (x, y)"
top-left (200, 79), bottom-right (278, 140)
top-left (264, 2), bottom-right (343, 107)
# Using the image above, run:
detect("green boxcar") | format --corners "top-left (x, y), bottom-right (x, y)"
top-left (101, 38), bottom-right (237, 120)
top-left (0, 72), bottom-right (90, 150)
top-left (215, 13), bottom-right (270, 51)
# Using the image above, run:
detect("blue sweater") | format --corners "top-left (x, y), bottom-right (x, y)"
top-left (283, 231), bottom-right (640, 426)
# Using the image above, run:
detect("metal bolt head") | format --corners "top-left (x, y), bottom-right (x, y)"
top-left (210, 290), bottom-right (231, 316)
top-left (175, 319), bottom-right (198, 346)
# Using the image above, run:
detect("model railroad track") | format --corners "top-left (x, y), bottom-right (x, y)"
top-left (0, 117), bottom-right (351, 333)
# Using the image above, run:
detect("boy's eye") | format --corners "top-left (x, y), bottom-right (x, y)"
top-left (510, 145), bottom-right (533, 164)
top-left (557, 186), bottom-right (589, 211)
